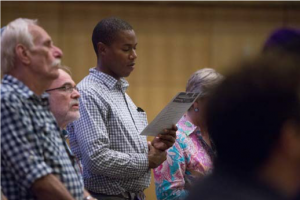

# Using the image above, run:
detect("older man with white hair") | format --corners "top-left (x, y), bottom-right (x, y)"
top-left (1, 18), bottom-right (84, 200)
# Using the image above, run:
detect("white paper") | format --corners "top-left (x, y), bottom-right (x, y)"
top-left (140, 92), bottom-right (200, 136)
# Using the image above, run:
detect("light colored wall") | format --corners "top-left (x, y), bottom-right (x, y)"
top-left (2, 2), bottom-right (300, 199)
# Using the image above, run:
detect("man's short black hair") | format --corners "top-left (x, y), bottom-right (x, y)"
top-left (92, 17), bottom-right (133, 56)
top-left (207, 53), bottom-right (300, 172)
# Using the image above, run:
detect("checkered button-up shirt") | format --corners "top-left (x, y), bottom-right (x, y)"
top-left (67, 68), bottom-right (150, 195)
top-left (1, 75), bottom-right (84, 200)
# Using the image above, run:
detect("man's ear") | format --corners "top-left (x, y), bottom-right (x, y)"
top-left (15, 44), bottom-right (30, 65)
top-left (97, 42), bottom-right (107, 56)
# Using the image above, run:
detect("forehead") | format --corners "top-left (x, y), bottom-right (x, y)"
top-left (112, 30), bottom-right (137, 45)
top-left (50, 69), bottom-right (75, 88)
top-left (28, 24), bottom-right (51, 45)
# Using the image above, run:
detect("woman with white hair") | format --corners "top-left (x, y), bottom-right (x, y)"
top-left (154, 68), bottom-right (223, 200)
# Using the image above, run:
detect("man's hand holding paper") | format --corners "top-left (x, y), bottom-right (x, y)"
top-left (151, 125), bottom-right (177, 151)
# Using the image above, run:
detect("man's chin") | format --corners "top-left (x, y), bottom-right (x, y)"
top-left (48, 69), bottom-right (60, 80)
top-left (122, 72), bottom-right (132, 78)
top-left (68, 113), bottom-right (80, 121)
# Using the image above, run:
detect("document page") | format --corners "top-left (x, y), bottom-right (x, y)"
top-left (141, 92), bottom-right (200, 136)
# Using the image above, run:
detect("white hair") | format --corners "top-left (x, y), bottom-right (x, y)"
top-left (1, 18), bottom-right (37, 74)
top-left (186, 68), bottom-right (224, 98)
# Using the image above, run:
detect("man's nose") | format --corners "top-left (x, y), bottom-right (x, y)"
top-left (71, 88), bottom-right (80, 99)
top-left (129, 49), bottom-right (137, 60)
top-left (53, 45), bottom-right (63, 59)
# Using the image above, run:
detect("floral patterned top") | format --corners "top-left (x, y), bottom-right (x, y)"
top-left (153, 115), bottom-right (214, 200)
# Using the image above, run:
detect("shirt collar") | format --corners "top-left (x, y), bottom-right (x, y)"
top-left (2, 74), bottom-right (49, 105)
top-left (89, 68), bottom-right (129, 91)
top-left (177, 115), bottom-right (199, 136)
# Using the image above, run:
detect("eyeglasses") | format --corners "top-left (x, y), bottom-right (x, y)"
top-left (46, 85), bottom-right (79, 93)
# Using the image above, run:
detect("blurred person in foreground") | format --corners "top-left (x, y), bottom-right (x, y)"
top-left (67, 17), bottom-right (177, 200)
top-left (1, 18), bottom-right (84, 199)
top-left (263, 27), bottom-right (300, 55)
top-left (153, 68), bottom-right (223, 200)
top-left (187, 53), bottom-right (300, 200)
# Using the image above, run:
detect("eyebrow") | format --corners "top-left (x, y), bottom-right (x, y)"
top-left (122, 43), bottom-right (138, 48)
top-left (60, 82), bottom-right (74, 87)
top-left (124, 42), bottom-right (137, 45)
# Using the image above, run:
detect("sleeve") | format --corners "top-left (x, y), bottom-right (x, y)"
top-left (68, 90), bottom-right (149, 179)
top-left (1, 96), bottom-right (53, 190)
top-left (153, 134), bottom-right (188, 200)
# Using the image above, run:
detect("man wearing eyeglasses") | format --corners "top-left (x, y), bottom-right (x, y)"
top-left (47, 66), bottom-right (81, 130)
top-left (1, 18), bottom-right (84, 200)
top-left (46, 66), bottom-right (95, 200)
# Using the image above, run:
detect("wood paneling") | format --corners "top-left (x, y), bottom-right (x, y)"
top-left (2, 2), bottom-right (300, 199)
top-left (0, 0), bottom-right (300, 7)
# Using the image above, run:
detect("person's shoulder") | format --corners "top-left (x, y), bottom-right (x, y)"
top-left (1, 87), bottom-right (26, 127)
top-left (176, 124), bottom-right (192, 142)
top-left (176, 129), bottom-right (187, 141)
top-left (77, 74), bottom-right (94, 87)
top-left (78, 74), bottom-right (107, 92)
top-left (1, 84), bottom-right (22, 106)
top-left (1, 82), bottom-right (13, 95)
top-left (176, 117), bottom-right (197, 140)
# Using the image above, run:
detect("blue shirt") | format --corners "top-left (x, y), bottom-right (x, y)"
top-left (1, 75), bottom-right (84, 200)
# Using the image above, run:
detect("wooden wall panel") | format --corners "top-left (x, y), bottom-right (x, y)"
top-left (1, 2), bottom-right (62, 48)
top-left (2, 2), bottom-right (300, 199)
top-left (287, 8), bottom-right (300, 27)
top-left (210, 6), bottom-right (285, 73)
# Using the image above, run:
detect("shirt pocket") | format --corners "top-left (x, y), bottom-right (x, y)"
top-left (136, 111), bottom-right (148, 131)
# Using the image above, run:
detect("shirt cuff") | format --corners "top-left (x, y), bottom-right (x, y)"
top-left (22, 162), bottom-right (53, 190)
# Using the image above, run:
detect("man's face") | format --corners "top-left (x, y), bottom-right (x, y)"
top-left (28, 24), bottom-right (63, 80)
top-left (102, 30), bottom-right (138, 80)
top-left (48, 69), bottom-right (80, 128)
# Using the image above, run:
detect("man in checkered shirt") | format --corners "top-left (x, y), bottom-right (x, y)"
top-left (1, 18), bottom-right (84, 200)
top-left (67, 17), bottom-right (177, 200)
